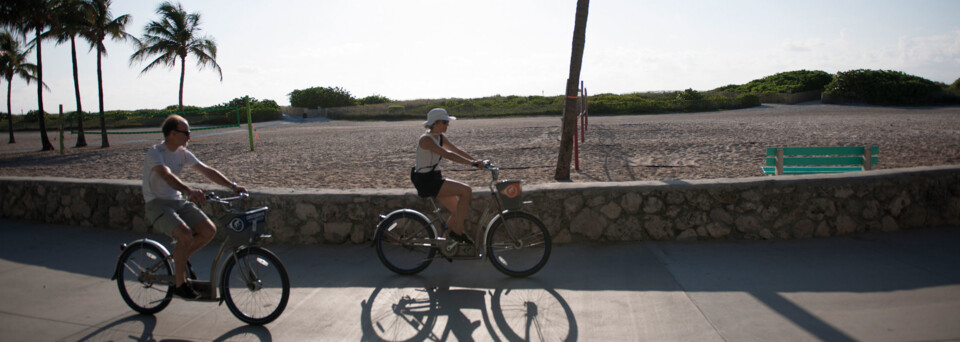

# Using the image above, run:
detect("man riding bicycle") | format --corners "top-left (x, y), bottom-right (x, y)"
top-left (142, 115), bottom-right (247, 299)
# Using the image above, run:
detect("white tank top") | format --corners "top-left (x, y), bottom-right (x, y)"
top-left (414, 134), bottom-right (443, 173)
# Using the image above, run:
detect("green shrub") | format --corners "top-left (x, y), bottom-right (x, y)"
top-left (951, 77), bottom-right (960, 91)
top-left (584, 91), bottom-right (759, 114)
top-left (736, 93), bottom-right (761, 107)
top-left (359, 95), bottom-right (391, 105)
top-left (289, 86), bottom-right (355, 108)
top-left (716, 70), bottom-right (833, 93)
top-left (214, 96), bottom-right (282, 123)
top-left (675, 88), bottom-right (705, 101)
top-left (24, 110), bottom-right (45, 123)
top-left (823, 69), bottom-right (943, 105)
top-left (387, 105), bottom-right (405, 114)
top-left (248, 108), bottom-right (281, 122)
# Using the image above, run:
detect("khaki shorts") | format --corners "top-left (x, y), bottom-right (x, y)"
top-left (144, 199), bottom-right (210, 236)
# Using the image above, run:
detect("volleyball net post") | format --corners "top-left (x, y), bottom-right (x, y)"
top-left (245, 97), bottom-right (254, 151)
top-left (573, 81), bottom-right (588, 171)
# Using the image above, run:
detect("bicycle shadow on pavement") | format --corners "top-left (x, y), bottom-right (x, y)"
top-left (359, 275), bottom-right (577, 342)
top-left (71, 313), bottom-right (273, 342)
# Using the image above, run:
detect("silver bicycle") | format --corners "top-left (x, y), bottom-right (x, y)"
top-left (111, 192), bottom-right (290, 325)
top-left (374, 161), bottom-right (551, 277)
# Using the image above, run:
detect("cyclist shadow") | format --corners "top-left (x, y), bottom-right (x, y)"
top-left (74, 313), bottom-right (273, 342)
top-left (360, 276), bottom-right (577, 342)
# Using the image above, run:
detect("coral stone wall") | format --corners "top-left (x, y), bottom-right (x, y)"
top-left (2, 165), bottom-right (958, 244)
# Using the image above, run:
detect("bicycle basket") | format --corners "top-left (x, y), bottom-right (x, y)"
top-left (223, 207), bottom-right (268, 238)
top-left (495, 180), bottom-right (523, 211)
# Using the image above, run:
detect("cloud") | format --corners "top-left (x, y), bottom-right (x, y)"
top-left (895, 29), bottom-right (960, 66)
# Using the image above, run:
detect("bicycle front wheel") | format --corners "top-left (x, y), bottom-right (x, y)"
top-left (375, 212), bottom-right (436, 275)
top-left (220, 247), bottom-right (290, 325)
top-left (116, 242), bottom-right (173, 314)
top-left (486, 212), bottom-right (551, 277)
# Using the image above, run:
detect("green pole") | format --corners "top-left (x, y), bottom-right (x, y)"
top-left (246, 96), bottom-right (254, 151)
top-left (58, 105), bottom-right (64, 154)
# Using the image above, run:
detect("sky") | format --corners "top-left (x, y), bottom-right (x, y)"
top-left (4, 0), bottom-right (960, 113)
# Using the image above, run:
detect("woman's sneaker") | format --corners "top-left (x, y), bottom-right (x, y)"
top-left (173, 283), bottom-right (200, 300)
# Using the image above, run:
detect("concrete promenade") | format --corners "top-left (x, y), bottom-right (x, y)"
top-left (1, 218), bottom-right (959, 341)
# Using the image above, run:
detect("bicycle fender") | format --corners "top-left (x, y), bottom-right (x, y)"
top-left (111, 239), bottom-right (171, 280)
top-left (377, 209), bottom-right (439, 236)
top-left (483, 212), bottom-right (506, 239)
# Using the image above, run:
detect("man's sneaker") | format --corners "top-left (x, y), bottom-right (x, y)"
top-left (449, 231), bottom-right (474, 245)
top-left (172, 283), bottom-right (200, 300)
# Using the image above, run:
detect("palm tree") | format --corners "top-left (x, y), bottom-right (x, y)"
top-left (81, 0), bottom-right (131, 148)
top-left (0, 30), bottom-right (40, 144)
top-left (0, 0), bottom-right (58, 151)
top-left (555, 0), bottom-right (590, 180)
top-left (49, 0), bottom-right (88, 147)
top-left (130, 1), bottom-right (221, 112)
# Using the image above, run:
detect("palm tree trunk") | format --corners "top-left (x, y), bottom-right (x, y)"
top-left (178, 56), bottom-right (186, 112)
top-left (36, 28), bottom-right (54, 151)
top-left (70, 36), bottom-right (87, 147)
top-left (97, 47), bottom-right (109, 147)
top-left (555, 0), bottom-right (589, 180)
top-left (6, 81), bottom-right (14, 143)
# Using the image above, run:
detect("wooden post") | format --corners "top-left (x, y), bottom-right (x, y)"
top-left (583, 86), bottom-right (588, 130)
top-left (58, 105), bottom-right (64, 155)
top-left (574, 112), bottom-right (580, 171)
top-left (776, 148), bottom-right (784, 175)
top-left (863, 146), bottom-right (872, 171)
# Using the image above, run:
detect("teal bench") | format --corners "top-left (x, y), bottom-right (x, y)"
top-left (762, 146), bottom-right (879, 175)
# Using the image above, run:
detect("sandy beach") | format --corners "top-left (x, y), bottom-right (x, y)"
top-left (1, 103), bottom-right (959, 190)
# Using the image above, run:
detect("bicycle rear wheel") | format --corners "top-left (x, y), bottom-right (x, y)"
top-left (116, 242), bottom-right (173, 314)
top-left (375, 212), bottom-right (436, 275)
top-left (486, 212), bottom-right (551, 277)
top-left (220, 247), bottom-right (290, 325)
top-left (361, 286), bottom-right (438, 342)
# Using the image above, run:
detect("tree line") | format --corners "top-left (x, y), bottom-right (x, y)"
top-left (1, 0), bottom-right (222, 150)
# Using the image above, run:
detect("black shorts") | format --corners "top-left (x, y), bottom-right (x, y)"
top-left (411, 168), bottom-right (444, 198)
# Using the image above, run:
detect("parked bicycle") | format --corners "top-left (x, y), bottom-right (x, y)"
top-left (374, 161), bottom-right (551, 277)
top-left (111, 192), bottom-right (290, 325)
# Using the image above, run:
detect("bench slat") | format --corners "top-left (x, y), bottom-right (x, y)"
top-left (765, 156), bottom-right (880, 166)
top-left (765, 146), bottom-right (879, 156)
top-left (762, 166), bottom-right (865, 175)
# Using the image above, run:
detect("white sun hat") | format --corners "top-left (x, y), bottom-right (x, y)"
top-left (423, 108), bottom-right (457, 126)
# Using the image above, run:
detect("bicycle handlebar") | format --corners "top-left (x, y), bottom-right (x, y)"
top-left (480, 159), bottom-right (499, 171)
top-left (205, 191), bottom-right (249, 204)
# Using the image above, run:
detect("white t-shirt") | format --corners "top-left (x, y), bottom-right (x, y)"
top-left (142, 141), bottom-right (206, 202)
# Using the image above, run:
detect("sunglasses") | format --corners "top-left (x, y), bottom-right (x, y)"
top-left (438, 120), bottom-right (449, 124)
top-left (174, 129), bottom-right (191, 137)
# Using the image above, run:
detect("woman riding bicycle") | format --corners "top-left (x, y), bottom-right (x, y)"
top-left (411, 108), bottom-right (485, 244)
